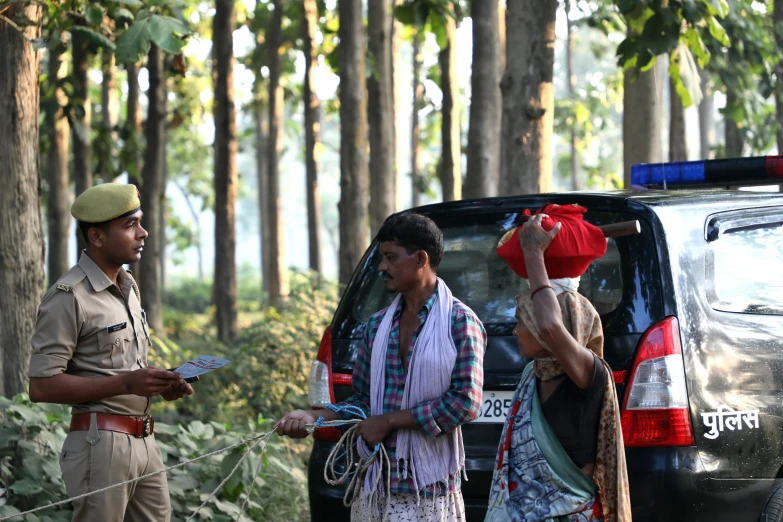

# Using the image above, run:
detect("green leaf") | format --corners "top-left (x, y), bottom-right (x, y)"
top-left (9, 405), bottom-right (49, 425)
top-left (86, 5), bottom-right (105, 27)
top-left (9, 478), bottom-right (44, 496)
top-left (113, 8), bottom-right (135, 24)
top-left (153, 422), bottom-right (179, 435)
top-left (429, 15), bottom-right (448, 50)
top-left (71, 26), bottom-right (116, 51)
top-left (148, 15), bottom-right (188, 55)
top-left (617, 0), bottom-right (641, 15)
top-left (115, 19), bottom-right (151, 63)
top-left (706, 16), bottom-right (730, 47)
top-left (118, 0), bottom-right (143, 6)
top-left (395, 4), bottom-right (415, 25)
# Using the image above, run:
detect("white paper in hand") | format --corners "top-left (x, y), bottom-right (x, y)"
top-left (173, 355), bottom-right (231, 379)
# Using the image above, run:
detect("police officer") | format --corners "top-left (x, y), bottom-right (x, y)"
top-left (28, 184), bottom-right (192, 522)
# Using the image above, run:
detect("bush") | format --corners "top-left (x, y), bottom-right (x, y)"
top-left (0, 396), bottom-right (310, 522)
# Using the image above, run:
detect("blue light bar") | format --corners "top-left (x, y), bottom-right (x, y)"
top-left (631, 161), bottom-right (705, 186)
top-left (631, 156), bottom-right (783, 188)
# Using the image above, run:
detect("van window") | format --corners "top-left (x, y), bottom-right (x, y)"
top-left (710, 222), bottom-right (783, 315)
top-left (352, 223), bottom-right (624, 327)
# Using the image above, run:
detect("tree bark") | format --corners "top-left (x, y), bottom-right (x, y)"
top-left (100, 50), bottom-right (119, 181)
top-left (0, 3), bottom-right (45, 398)
top-left (266, 0), bottom-right (289, 306)
top-left (368, 0), bottom-right (396, 233)
top-left (724, 88), bottom-right (743, 157)
top-left (565, 0), bottom-right (580, 190)
top-left (72, 30), bottom-right (92, 258)
top-left (669, 76), bottom-right (687, 162)
top-left (500, 0), bottom-right (556, 195)
top-left (338, 0), bottom-right (369, 285)
top-left (138, 45), bottom-right (166, 334)
top-left (411, 31), bottom-right (423, 208)
top-left (465, 0), bottom-right (501, 199)
top-left (622, 58), bottom-right (665, 186)
top-left (698, 68), bottom-right (714, 159)
top-left (213, 0), bottom-right (239, 339)
top-left (46, 46), bottom-right (71, 284)
top-left (303, 0), bottom-right (323, 274)
top-left (439, 10), bottom-right (461, 202)
top-left (254, 80), bottom-right (271, 297)
top-left (126, 62), bottom-right (142, 187)
top-left (392, 0), bottom-right (404, 211)
top-left (774, 0), bottom-right (783, 155)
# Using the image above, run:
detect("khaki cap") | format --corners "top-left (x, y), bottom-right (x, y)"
top-left (71, 184), bottom-right (141, 223)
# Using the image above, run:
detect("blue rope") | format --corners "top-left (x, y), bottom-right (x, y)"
top-left (312, 403), bottom-right (383, 482)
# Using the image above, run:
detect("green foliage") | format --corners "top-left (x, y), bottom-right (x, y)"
top-left (115, 4), bottom-right (192, 63)
top-left (0, 397), bottom-right (309, 522)
top-left (154, 272), bottom-right (339, 424)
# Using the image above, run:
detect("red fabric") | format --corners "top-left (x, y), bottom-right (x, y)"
top-left (496, 204), bottom-right (606, 279)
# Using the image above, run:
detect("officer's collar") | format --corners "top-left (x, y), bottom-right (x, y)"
top-left (78, 252), bottom-right (116, 293)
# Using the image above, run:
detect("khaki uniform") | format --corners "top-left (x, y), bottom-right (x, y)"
top-left (29, 253), bottom-right (170, 522)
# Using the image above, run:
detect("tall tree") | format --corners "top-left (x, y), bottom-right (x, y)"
top-left (338, 0), bottom-right (369, 285)
top-left (500, 0), bottom-right (556, 195)
top-left (99, 50), bottom-right (119, 180)
top-left (138, 45), bottom-right (166, 333)
top-left (368, 0), bottom-right (396, 232)
top-left (72, 30), bottom-right (92, 256)
top-left (669, 75), bottom-right (687, 161)
top-left (126, 62), bottom-right (142, 187)
top-left (438, 6), bottom-right (461, 202)
top-left (303, 0), bottom-right (322, 273)
top-left (411, 30), bottom-right (424, 207)
top-left (0, 3), bottom-right (45, 398)
top-left (465, 0), bottom-right (501, 199)
top-left (46, 44), bottom-right (71, 283)
top-left (213, 0), bottom-right (238, 339)
top-left (254, 79), bottom-right (271, 295)
top-left (266, 0), bottom-right (289, 306)
top-left (698, 68), bottom-right (714, 159)
top-left (392, 0), bottom-right (404, 211)
top-left (564, 0), bottom-right (580, 190)
top-left (623, 60), bottom-right (665, 184)
top-left (724, 88), bottom-right (744, 156)
top-left (774, 0), bottom-right (783, 154)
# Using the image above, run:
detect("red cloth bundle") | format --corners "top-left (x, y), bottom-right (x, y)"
top-left (496, 204), bottom-right (606, 278)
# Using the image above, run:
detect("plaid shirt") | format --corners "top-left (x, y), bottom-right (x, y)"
top-left (338, 287), bottom-right (487, 495)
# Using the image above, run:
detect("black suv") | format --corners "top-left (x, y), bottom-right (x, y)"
top-left (306, 158), bottom-right (783, 522)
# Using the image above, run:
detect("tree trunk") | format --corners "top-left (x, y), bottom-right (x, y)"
top-left (160, 140), bottom-right (168, 295)
top-left (392, 0), bottom-right (404, 211)
top-left (100, 50), bottom-right (118, 181)
top-left (46, 46), bottom-right (71, 284)
top-left (500, 0), bottom-right (556, 195)
top-left (303, 0), bottom-right (323, 274)
top-left (266, 0), bottom-right (289, 306)
top-left (138, 45), bottom-right (165, 334)
top-left (498, 1), bottom-right (506, 83)
top-left (724, 88), bottom-right (743, 157)
top-left (368, 0), bottom-right (396, 233)
top-left (698, 68), bottom-right (714, 159)
top-left (774, 0), bottom-right (783, 155)
top-left (438, 10), bottom-right (461, 202)
top-left (0, 3), bottom-right (45, 398)
top-left (213, 0), bottom-right (239, 339)
top-left (622, 58), bottom-right (665, 186)
top-left (254, 80), bottom-right (271, 297)
top-left (565, 0), bottom-right (580, 190)
top-left (338, 0), bottom-right (369, 285)
top-left (411, 31), bottom-right (423, 208)
top-left (72, 30), bottom-right (92, 258)
top-left (465, 0), bottom-right (501, 199)
top-left (669, 76), bottom-right (687, 162)
top-left (126, 62), bottom-right (142, 187)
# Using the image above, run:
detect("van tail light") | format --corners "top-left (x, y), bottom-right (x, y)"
top-left (308, 327), bottom-right (352, 442)
top-left (620, 317), bottom-right (695, 447)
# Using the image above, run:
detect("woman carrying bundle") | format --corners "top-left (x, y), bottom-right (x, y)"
top-left (486, 206), bottom-right (632, 522)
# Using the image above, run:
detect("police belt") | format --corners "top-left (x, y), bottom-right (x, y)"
top-left (70, 413), bottom-right (154, 438)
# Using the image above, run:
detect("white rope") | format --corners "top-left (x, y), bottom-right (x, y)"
top-left (0, 428), bottom-right (277, 522)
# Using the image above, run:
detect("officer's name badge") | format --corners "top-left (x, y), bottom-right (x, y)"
top-left (56, 284), bottom-right (71, 292)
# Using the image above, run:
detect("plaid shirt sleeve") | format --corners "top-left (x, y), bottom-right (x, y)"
top-left (335, 316), bottom-right (376, 420)
top-left (410, 302), bottom-right (487, 438)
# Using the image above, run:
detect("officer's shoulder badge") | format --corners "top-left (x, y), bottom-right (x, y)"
top-left (56, 283), bottom-right (71, 292)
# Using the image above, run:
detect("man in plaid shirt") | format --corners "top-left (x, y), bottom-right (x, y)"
top-left (277, 213), bottom-right (486, 520)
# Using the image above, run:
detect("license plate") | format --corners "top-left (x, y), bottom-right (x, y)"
top-left (473, 391), bottom-right (515, 423)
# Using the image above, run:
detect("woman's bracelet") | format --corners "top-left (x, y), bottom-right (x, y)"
top-left (530, 285), bottom-right (553, 300)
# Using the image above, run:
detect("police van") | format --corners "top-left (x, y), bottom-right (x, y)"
top-left (307, 156), bottom-right (783, 522)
